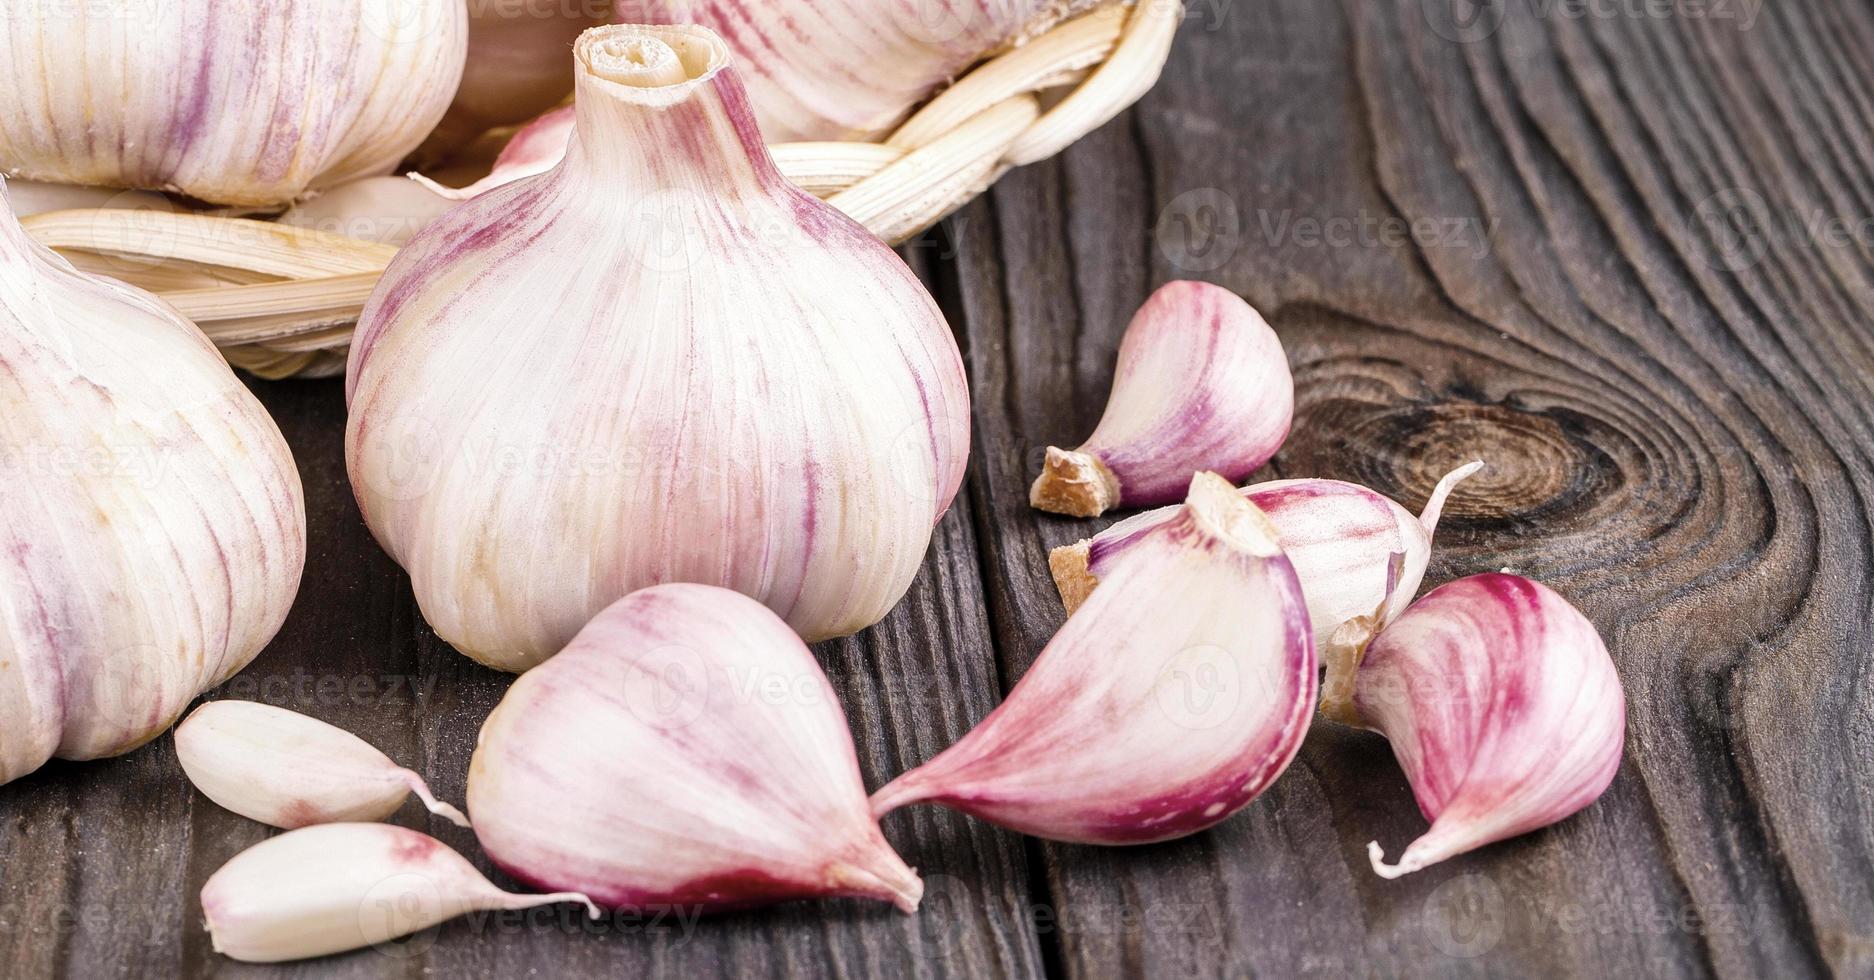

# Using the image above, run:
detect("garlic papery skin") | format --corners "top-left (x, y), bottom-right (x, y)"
top-left (0, 1), bottom-right (467, 207)
top-left (175, 701), bottom-right (470, 830)
top-left (1320, 574), bottom-right (1625, 879)
top-left (468, 584), bottom-right (924, 913)
top-left (200, 823), bottom-right (598, 963)
top-left (278, 177), bottom-right (458, 247)
top-left (1051, 462), bottom-right (1484, 652)
top-left (615, 0), bottom-right (1102, 141)
top-left (1030, 281), bottom-right (1294, 518)
top-left (0, 181), bottom-right (305, 787)
top-left (871, 473), bottom-right (1314, 845)
top-left (346, 24), bottom-right (972, 671)
top-left (410, 106), bottom-right (576, 202)
top-left (424, 0), bottom-right (614, 154)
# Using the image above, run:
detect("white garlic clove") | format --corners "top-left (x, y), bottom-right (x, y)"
top-left (347, 25), bottom-right (972, 671)
top-left (175, 701), bottom-right (469, 830)
top-left (277, 177), bottom-right (458, 247)
top-left (1320, 574), bottom-right (1626, 878)
top-left (468, 584), bottom-right (923, 913)
top-left (0, 2), bottom-right (467, 206)
top-left (1030, 282), bottom-right (1295, 518)
top-left (0, 180), bottom-right (305, 787)
top-left (200, 823), bottom-right (598, 963)
top-left (872, 472), bottom-right (1315, 845)
top-left (1051, 462), bottom-right (1484, 652)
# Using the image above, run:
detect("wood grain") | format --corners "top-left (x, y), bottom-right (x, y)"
top-left (5, 0), bottom-right (1873, 976)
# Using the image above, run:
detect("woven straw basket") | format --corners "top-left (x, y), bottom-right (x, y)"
top-left (19, 1), bottom-right (1182, 380)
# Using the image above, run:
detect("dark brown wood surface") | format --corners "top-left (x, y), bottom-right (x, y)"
top-left (5, 0), bottom-right (1873, 976)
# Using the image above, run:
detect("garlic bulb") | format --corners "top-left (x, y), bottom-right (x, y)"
top-left (616, 0), bottom-right (1102, 141)
top-left (201, 823), bottom-right (597, 963)
top-left (176, 701), bottom-right (469, 830)
top-left (423, 0), bottom-right (614, 154)
top-left (871, 473), bottom-right (1315, 844)
top-left (1051, 463), bottom-right (1483, 652)
top-left (468, 584), bottom-right (924, 913)
top-left (0, 181), bottom-right (305, 787)
top-left (0, 1), bottom-right (468, 206)
top-left (1320, 574), bottom-right (1625, 878)
top-left (347, 24), bottom-right (971, 671)
top-left (1031, 281), bottom-right (1294, 517)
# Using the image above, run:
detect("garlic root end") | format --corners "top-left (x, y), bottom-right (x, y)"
top-left (1047, 540), bottom-right (1098, 614)
top-left (1030, 446), bottom-right (1120, 517)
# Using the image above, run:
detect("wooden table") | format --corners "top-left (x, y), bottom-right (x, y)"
top-left (6, 1), bottom-right (1870, 976)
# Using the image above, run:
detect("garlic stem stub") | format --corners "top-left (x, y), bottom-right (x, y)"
top-left (872, 473), bottom-right (1315, 844)
top-left (0, 1), bottom-right (468, 207)
top-left (1321, 574), bottom-right (1626, 878)
top-left (0, 179), bottom-right (305, 786)
top-left (175, 701), bottom-right (469, 830)
top-left (200, 823), bottom-right (598, 963)
top-left (347, 24), bottom-right (971, 671)
top-left (468, 584), bottom-right (923, 913)
top-left (1051, 462), bottom-right (1484, 652)
top-left (1030, 281), bottom-right (1295, 517)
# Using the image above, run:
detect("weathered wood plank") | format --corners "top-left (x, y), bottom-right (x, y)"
top-left (933, 0), bottom-right (1874, 976)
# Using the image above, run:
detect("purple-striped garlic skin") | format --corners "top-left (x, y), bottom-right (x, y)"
top-left (1050, 463), bottom-right (1483, 652)
top-left (467, 584), bottom-right (923, 913)
top-left (616, 0), bottom-right (1102, 141)
top-left (0, 181), bottom-right (305, 787)
top-left (201, 823), bottom-right (597, 963)
top-left (346, 25), bottom-right (971, 671)
top-left (1030, 281), bottom-right (1294, 518)
top-left (1321, 574), bottom-right (1625, 879)
top-left (871, 473), bottom-right (1314, 845)
top-left (0, 1), bottom-right (467, 207)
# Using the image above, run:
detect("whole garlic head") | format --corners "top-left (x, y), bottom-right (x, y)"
top-left (0, 1), bottom-right (468, 206)
top-left (0, 182), bottom-right (306, 786)
top-left (346, 25), bottom-right (972, 671)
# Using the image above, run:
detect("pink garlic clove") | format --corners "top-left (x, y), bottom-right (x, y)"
top-left (872, 472), bottom-right (1315, 844)
top-left (201, 823), bottom-right (597, 963)
top-left (467, 584), bottom-right (923, 914)
top-left (1030, 282), bottom-right (1295, 517)
top-left (1320, 574), bottom-right (1626, 878)
top-left (1051, 462), bottom-right (1484, 652)
top-left (409, 106), bottom-right (574, 202)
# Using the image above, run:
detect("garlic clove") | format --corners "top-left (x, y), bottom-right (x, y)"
top-left (175, 701), bottom-right (469, 830)
top-left (1321, 574), bottom-right (1625, 878)
top-left (348, 24), bottom-right (971, 670)
top-left (0, 179), bottom-right (305, 786)
top-left (468, 583), bottom-right (922, 913)
top-left (410, 106), bottom-right (575, 202)
top-left (872, 472), bottom-right (1315, 845)
top-left (1030, 281), bottom-right (1295, 517)
top-left (200, 823), bottom-right (598, 963)
top-left (1052, 462), bottom-right (1484, 652)
top-left (0, 2), bottom-right (467, 206)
